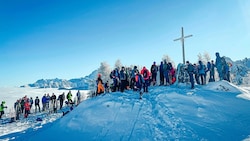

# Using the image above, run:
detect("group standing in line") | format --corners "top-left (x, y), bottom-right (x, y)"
top-left (0, 90), bottom-right (83, 121)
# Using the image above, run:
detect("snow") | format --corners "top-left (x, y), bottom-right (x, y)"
top-left (1, 81), bottom-right (250, 140)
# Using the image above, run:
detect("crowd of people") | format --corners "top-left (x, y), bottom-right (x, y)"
top-left (1, 52), bottom-right (232, 120)
top-left (95, 52), bottom-right (232, 95)
top-left (95, 62), bottom-right (177, 98)
top-left (0, 90), bottom-right (83, 121)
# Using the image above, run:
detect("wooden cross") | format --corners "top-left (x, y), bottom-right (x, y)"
top-left (173, 27), bottom-right (193, 64)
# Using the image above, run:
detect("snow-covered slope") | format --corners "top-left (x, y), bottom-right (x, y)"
top-left (2, 81), bottom-right (250, 141)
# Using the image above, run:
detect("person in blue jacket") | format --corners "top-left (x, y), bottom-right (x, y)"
top-left (198, 60), bottom-right (206, 85)
top-left (42, 94), bottom-right (47, 111)
top-left (135, 70), bottom-right (145, 99)
top-left (215, 52), bottom-right (223, 80)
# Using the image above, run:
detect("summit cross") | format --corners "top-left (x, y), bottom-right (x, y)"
top-left (173, 27), bottom-right (193, 64)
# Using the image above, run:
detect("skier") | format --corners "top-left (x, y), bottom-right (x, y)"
top-left (186, 61), bottom-right (195, 89)
top-left (35, 96), bottom-right (40, 113)
top-left (141, 66), bottom-right (150, 93)
top-left (0, 101), bottom-right (7, 119)
top-left (150, 62), bottom-right (158, 86)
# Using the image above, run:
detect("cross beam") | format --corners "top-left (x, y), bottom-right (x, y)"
top-left (173, 27), bottom-right (193, 64)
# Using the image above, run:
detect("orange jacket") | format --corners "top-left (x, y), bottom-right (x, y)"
top-left (97, 81), bottom-right (104, 94)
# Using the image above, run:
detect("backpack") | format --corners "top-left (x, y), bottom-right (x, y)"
top-left (110, 71), bottom-right (114, 79)
top-left (135, 74), bottom-right (145, 84)
top-left (151, 65), bottom-right (157, 73)
top-left (35, 99), bottom-right (39, 104)
top-left (143, 69), bottom-right (148, 78)
top-left (120, 70), bottom-right (126, 80)
top-left (188, 64), bottom-right (194, 73)
top-left (30, 99), bottom-right (33, 105)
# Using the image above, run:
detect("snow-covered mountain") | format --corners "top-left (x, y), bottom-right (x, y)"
top-left (1, 81), bottom-right (250, 140)
top-left (22, 70), bottom-right (98, 89)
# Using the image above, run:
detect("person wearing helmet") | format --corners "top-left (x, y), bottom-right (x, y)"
top-left (0, 101), bottom-right (7, 119)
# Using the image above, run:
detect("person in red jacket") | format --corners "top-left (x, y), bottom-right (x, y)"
top-left (24, 99), bottom-right (30, 118)
top-left (141, 66), bottom-right (150, 93)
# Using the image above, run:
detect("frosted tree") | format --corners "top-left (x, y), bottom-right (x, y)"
top-left (203, 52), bottom-right (211, 62)
top-left (98, 62), bottom-right (111, 82)
top-left (231, 63), bottom-right (248, 85)
top-left (243, 58), bottom-right (250, 68)
top-left (114, 59), bottom-right (122, 71)
top-left (197, 53), bottom-right (203, 63)
top-left (162, 54), bottom-right (172, 63)
top-left (162, 54), bottom-right (175, 67)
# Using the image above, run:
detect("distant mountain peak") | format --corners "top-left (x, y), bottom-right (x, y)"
top-left (22, 70), bottom-right (98, 90)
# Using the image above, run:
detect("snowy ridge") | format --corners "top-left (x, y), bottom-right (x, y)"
top-left (1, 81), bottom-right (250, 140)
top-left (22, 70), bottom-right (98, 89)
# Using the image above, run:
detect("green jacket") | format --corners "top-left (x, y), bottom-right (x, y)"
top-left (67, 93), bottom-right (72, 100)
top-left (0, 103), bottom-right (6, 112)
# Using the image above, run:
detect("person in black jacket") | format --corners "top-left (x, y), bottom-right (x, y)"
top-left (58, 92), bottom-right (65, 110)
top-left (186, 61), bottom-right (195, 89)
top-left (35, 96), bottom-right (40, 113)
top-left (150, 62), bottom-right (158, 86)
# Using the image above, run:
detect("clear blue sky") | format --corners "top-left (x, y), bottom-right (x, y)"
top-left (0, 0), bottom-right (249, 87)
